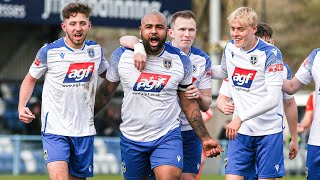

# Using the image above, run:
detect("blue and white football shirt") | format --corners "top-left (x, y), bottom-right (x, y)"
top-left (107, 43), bottom-right (192, 142)
top-left (221, 38), bottom-right (284, 136)
top-left (166, 42), bottom-right (212, 132)
top-left (29, 37), bottom-right (108, 136)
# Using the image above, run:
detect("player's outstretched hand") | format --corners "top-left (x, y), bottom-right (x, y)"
top-left (18, 106), bottom-right (35, 124)
top-left (288, 139), bottom-right (299, 160)
top-left (134, 52), bottom-right (146, 72)
top-left (226, 116), bottom-right (242, 140)
top-left (202, 138), bottom-right (224, 158)
top-left (133, 43), bottom-right (147, 72)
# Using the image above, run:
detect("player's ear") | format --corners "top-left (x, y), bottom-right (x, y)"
top-left (61, 22), bottom-right (66, 32)
top-left (168, 28), bottom-right (174, 38)
top-left (88, 21), bottom-right (92, 30)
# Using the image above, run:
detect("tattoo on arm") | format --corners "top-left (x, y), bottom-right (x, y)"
top-left (189, 109), bottom-right (210, 139)
top-left (94, 80), bottom-right (119, 115)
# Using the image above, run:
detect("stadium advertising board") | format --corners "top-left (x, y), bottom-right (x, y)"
top-left (0, 0), bottom-right (191, 28)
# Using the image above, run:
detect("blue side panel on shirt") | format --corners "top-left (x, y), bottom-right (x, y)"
top-left (191, 46), bottom-right (212, 70)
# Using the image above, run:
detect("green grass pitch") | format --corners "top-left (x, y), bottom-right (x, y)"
top-left (0, 174), bottom-right (306, 180)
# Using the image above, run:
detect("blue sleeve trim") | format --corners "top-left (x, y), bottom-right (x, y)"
top-left (110, 47), bottom-right (126, 69)
top-left (307, 48), bottom-right (320, 67)
top-left (283, 63), bottom-right (292, 80)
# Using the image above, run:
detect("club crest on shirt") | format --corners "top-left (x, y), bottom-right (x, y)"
top-left (250, 55), bottom-right (258, 65)
top-left (192, 64), bottom-right (197, 73)
top-left (63, 62), bottom-right (95, 83)
top-left (232, 67), bottom-right (257, 89)
top-left (133, 72), bottom-right (171, 93)
top-left (87, 48), bottom-right (95, 58)
top-left (163, 59), bottom-right (172, 70)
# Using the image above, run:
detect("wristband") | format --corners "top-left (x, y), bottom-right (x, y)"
top-left (134, 43), bottom-right (147, 57)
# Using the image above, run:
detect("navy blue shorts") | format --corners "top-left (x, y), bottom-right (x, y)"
top-left (41, 132), bottom-right (94, 178)
top-left (306, 144), bottom-right (320, 179)
top-left (225, 132), bottom-right (285, 179)
top-left (181, 130), bottom-right (202, 174)
top-left (120, 127), bottom-right (183, 180)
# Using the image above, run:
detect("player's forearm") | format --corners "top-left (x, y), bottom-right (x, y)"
top-left (284, 99), bottom-right (298, 141)
top-left (18, 73), bottom-right (37, 110)
top-left (94, 79), bottom-right (119, 115)
top-left (299, 111), bottom-right (313, 128)
top-left (239, 85), bottom-right (281, 121)
top-left (198, 96), bottom-right (211, 112)
top-left (211, 65), bottom-right (227, 79)
top-left (181, 99), bottom-right (212, 141)
top-left (119, 35), bottom-right (139, 49)
top-left (197, 90), bottom-right (212, 112)
top-left (282, 78), bottom-right (303, 95)
top-left (216, 94), bottom-right (230, 113)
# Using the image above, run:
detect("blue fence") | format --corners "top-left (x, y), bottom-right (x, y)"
top-left (0, 135), bottom-right (121, 175)
top-left (0, 135), bottom-right (307, 176)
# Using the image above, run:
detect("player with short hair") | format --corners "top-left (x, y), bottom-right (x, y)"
top-left (95, 10), bottom-right (222, 180)
top-left (211, 7), bottom-right (285, 179)
top-left (216, 22), bottom-right (298, 180)
top-left (119, 10), bottom-right (215, 180)
top-left (18, 2), bottom-right (108, 180)
top-left (283, 49), bottom-right (320, 179)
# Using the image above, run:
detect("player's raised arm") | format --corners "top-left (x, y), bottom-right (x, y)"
top-left (119, 35), bottom-right (146, 71)
top-left (119, 35), bottom-right (140, 49)
top-left (282, 78), bottom-right (304, 95)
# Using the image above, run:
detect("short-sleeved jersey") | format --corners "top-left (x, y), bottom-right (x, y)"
top-left (221, 38), bottom-right (284, 136)
top-left (295, 48), bottom-right (320, 146)
top-left (166, 42), bottom-right (212, 131)
top-left (107, 43), bottom-right (192, 142)
top-left (29, 37), bottom-right (108, 137)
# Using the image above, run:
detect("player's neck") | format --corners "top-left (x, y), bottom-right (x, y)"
top-left (242, 36), bottom-right (258, 52)
top-left (146, 45), bottom-right (164, 57)
top-left (171, 41), bottom-right (190, 55)
top-left (64, 37), bottom-right (84, 50)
